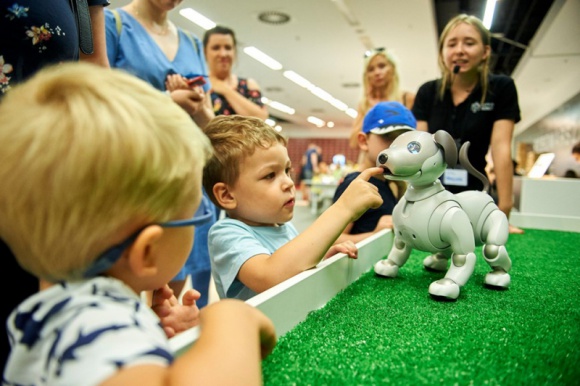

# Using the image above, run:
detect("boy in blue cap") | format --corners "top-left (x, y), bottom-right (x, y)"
top-left (333, 101), bottom-right (416, 244)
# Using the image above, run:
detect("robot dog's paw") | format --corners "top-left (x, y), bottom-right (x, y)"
top-left (484, 270), bottom-right (511, 290)
top-left (374, 260), bottom-right (399, 278)
top-left (428, 278), bottom-right (460, 301)
top-left (423, 254), bottom-right (448, 272)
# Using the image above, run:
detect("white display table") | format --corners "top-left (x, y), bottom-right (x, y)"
top-left (511, 176), bottom-right (580, 232)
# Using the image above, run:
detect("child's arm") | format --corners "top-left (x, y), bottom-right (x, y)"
top-left (170, 299), bottom-right (276, 384)
top-left (334, 214), bottom-right (394, 244)
top-left (102, 300), bottom-right (276, 385)
top-left (239, 167), bottom-right (384, 293)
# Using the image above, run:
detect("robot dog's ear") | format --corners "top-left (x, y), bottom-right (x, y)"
top-left (433, 131), bottom-right (458, 168)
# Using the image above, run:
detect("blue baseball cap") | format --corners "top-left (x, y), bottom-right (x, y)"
top-left (362, 101), bottom-right (416, 135)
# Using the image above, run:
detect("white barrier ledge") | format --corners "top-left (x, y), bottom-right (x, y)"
top-left (170, 229), bottom-right (393, 356)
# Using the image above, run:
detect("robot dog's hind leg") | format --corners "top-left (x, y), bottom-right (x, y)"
top-left (423, 251), bottom-right (451, 272)
top-left (483, 245), bottom-right (511, 289)
top-left (481, 208), bottom-right (512, 289)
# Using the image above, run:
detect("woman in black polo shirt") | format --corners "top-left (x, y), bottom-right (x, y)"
top-left (412, 13), bottom-right (523, 234)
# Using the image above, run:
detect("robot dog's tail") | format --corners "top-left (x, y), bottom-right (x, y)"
top-left (459, 142), bottom-right (490, 193)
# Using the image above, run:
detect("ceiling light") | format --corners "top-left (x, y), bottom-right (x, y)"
top-left (327, 122), bottom-right (335, 128)
top-left (265, 118), bottom-right (276, 127)
top-left (262, 97), bottom-right (295, 115)
top-left (283, 71), bottom-right (312, 88)
top-left (243, 46), bottom-right (283, 70)
top-left (346, 108), bottom-right (357, 118)
top-left (258, 11), bottom-right (291, 25)
top-left (179, 8), bottom-right (216, 30)
top-left (307, 116), bottom-right (325, 127)
top-left (269, 101), bottom-right (295, 115)
top-left (309, 86), bottom-right (332, 102)
top-left (328, 98), bottom-right (348, 111)
top-left (483, 0), bottom-right (497, 30)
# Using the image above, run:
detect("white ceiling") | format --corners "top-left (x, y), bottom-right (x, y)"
top-left (111, 0), bottom-right (580, 140)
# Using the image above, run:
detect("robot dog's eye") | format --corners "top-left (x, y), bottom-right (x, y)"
top-left (407, 141), bottom-right (421, 154)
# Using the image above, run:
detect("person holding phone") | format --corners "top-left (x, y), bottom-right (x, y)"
top-left (105, 0), bottom-right (217, 307)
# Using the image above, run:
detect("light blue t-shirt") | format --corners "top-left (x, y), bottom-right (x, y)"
top-left (105, 8), bottom-right (210, 93)
top-left (209, 218), bottom-right (299, 300)
top-left (4, 277), bottom-right (171, 386)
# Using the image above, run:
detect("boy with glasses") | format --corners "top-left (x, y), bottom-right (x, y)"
top-left (0, 62), bottom-right (276, 385)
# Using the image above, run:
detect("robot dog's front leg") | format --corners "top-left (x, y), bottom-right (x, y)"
top-left (428, 207), bottom-right (476, 300)
top-left (374, 234), bottom-right (411, 278)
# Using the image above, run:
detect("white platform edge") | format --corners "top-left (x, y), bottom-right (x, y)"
top-left (169, 229), bottom-right (393, 356)
top-left (510, 212), bottom-right (580, 232)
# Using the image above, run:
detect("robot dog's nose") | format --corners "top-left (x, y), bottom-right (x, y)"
top-left (377, 153), bottom-right (388, 166)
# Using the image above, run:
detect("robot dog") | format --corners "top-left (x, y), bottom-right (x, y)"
top-left (374, 130), bottom-right (512, 301)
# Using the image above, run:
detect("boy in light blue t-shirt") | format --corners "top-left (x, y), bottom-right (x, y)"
top-left (203, 115), bottom-right (385, 300)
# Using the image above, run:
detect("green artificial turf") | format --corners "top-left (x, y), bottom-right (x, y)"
top-left (262, 229), bottom-right (580, 385)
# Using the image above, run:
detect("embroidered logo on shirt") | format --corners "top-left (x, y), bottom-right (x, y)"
top-left (471, 102), bottom-right (494, 113)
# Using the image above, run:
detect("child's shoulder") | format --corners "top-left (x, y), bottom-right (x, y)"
top-left (5, 277), bottom-right (170, 384)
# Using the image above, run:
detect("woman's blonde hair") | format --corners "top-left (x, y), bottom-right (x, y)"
top-left (437, 14), bottom-right (491, 103)
top-left (203, 115), bottom-right (287, 208)
top-left (0, 62), bottom-right (212, 281)
top-left (360, 49), bottom-right (403, 113)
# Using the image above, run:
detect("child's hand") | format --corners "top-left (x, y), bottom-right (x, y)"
top-left (151, 285), bottom-right (201, 338)
top-left (374, 215), bottom-right (394, 232)
top-left (200, 299), bottom-right (278, 360)
top-left (325, 240), bottom-right (358, 259)
top-left (334, 167), bottom-right (384, 221)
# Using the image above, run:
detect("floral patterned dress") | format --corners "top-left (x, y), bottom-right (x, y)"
top-left (210, 77), bottom-right (264, 115)
top-left (0, 0), bottom-right (109, 95)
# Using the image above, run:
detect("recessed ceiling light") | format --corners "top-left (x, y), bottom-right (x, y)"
top-left (258, 11), bottom-right (291, 25)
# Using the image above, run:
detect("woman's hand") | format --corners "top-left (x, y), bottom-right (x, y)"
top-left (165, 73), bottom-right (190, 92)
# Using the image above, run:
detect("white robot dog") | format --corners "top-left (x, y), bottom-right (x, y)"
top-left (374, 130), bottom-right (512, 301)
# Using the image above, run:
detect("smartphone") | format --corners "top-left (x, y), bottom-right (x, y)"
top-left (186, 75), bottom-right (206, 87)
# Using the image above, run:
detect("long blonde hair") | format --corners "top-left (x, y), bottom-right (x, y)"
top-left (437, 14), bottom-right (491, 104)
top-left (360, 49), bottom-right (403, 113)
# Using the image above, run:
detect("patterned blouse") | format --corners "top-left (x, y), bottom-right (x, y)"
top-left (210, 77), bottom-right (264, 115)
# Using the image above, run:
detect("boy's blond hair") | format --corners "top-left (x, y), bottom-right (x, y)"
top-left (203, 115), bottom-right (287, 208)
top-left (0, 63), bottom-right (212, 281)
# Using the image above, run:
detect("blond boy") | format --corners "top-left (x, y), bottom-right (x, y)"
top-left (203, 115), bottom-right (384, 300)
top-left (0, 63), bottom-right (275, 385)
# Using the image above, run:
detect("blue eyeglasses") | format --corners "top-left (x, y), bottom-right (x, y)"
top-left (83, 196), bottom-right (214, 278)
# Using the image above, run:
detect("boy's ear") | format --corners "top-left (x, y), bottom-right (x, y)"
top-left (213, 182), bottom-right (237, 210)
top-left (126, 225), bottom-right (164, 277)
top-left (357, 132), bottom-right (369, 151)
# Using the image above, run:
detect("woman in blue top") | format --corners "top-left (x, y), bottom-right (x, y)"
top-left (105, 0), bottom-right (216, 307)
top-left (105, 0), bottom-right (214, 129)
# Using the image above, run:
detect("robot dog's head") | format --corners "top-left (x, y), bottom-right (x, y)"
top-left (376, 130), bottom-right (458, 185)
